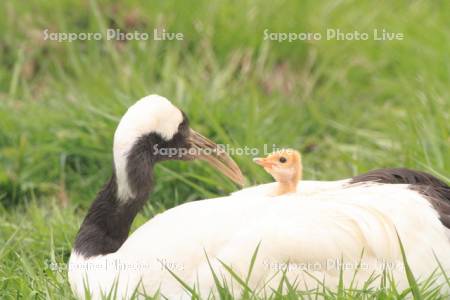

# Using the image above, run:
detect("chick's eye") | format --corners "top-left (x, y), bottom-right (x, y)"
top-left (279, 157), bottom-right (287, 163)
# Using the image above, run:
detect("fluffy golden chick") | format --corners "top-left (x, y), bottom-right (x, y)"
top-left (253, 149), bottom-right (302, 196)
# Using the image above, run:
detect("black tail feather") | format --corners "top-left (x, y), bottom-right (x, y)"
top-left (350, 168), bottom-right (450, 229)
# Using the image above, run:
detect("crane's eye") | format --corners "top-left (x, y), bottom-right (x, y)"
top-left (279, 157), bottom-right (287, 163)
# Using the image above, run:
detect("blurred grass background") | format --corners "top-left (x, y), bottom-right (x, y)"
top-left (0, 0), bottom-right (449, 298)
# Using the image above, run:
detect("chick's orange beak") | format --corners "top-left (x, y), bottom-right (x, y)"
top-left (253, 157), bottom-right (275, 169)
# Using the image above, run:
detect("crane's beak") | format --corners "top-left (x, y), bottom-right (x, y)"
top-left (186, 129), bottom-right (245, 186)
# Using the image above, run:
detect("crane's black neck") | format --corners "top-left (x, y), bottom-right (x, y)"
top-left (73, 174), bottom-right (152, 258)
top-left (73, 135), bottom-right (157, 258)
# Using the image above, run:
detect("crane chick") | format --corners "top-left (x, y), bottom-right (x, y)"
top-left (253, 149), bottom-right (302, 196)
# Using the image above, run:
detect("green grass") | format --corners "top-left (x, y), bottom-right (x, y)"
top-left (0, 0), bottom-right (449, 298)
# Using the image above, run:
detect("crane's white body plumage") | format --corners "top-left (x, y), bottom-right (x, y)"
top-left (69, 179), bottom-right (450, 299)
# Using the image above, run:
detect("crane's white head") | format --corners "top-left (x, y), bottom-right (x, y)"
top-left (113, 95), bottom-right (244, 201)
